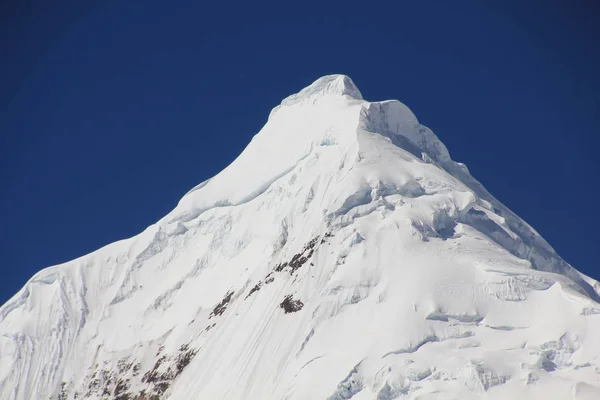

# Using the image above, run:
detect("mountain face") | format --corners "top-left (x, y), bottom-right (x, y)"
top-left (1, 75), bottom-right (600, 400)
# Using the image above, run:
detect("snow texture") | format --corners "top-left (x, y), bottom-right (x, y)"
top-left (1, 74), bottom-right (600, 400)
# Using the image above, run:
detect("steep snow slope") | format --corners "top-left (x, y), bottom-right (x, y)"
top-left (1, 75), bottom-right (599, 400)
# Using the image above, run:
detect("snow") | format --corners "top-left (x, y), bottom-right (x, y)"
top-left (1, 74), bottom-right (599, 399)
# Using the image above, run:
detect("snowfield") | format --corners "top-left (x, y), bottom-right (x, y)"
top-left (1, 75), bottom-right (599, 399)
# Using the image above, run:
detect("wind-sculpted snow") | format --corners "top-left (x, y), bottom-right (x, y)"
top-left (1, 74), bottom-right (600, 399)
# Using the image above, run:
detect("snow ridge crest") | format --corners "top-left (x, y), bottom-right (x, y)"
top-left (281, 74), bottom-right (363, 107)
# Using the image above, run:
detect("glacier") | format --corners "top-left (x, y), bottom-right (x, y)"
top-left (1, 74), bottom-right (599, 399)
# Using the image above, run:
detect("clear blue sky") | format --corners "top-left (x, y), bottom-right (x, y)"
top-left (1, 0), bottom-right (599, 305)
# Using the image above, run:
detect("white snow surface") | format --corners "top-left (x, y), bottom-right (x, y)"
top-left (1, 74), bottom-right (600, 400)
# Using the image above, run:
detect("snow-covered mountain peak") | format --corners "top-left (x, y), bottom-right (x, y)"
top-left (174, 75), bottom-right (450, 227)
top-left (2, 75), bottom-right (600, 400)
top-left (280, 74), bottom-right (363, 106)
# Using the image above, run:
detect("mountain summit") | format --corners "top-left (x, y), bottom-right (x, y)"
top-left (1, 75), bottom-right (599, 399)
top-left (280, 74), bottom-right (363, 104)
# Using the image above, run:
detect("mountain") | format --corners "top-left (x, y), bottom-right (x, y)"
top-left (1, 75), bottom-right (599, 400)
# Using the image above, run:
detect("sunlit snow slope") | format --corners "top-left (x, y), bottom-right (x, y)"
top-left (1, 75), bottom-right (600, 400)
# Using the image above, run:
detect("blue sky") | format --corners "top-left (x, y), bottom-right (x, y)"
top-left (1, 0), bottom-right (599, 305)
